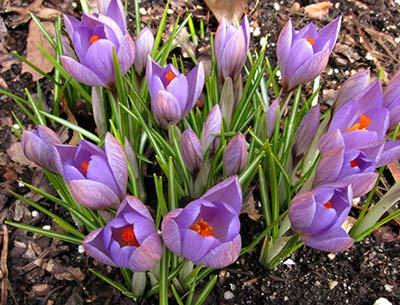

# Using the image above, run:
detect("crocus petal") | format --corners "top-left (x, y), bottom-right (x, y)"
top-left (61, 56), bottom-right (105, 86)
top-left (330, 172), bottom-right (378, 198)
top-left (167, 74), bottom-right (189, 113)
top-left (357, 80), bottom-right (384, 112)
top-left (181, 229), bottom-right (220, 263)
top-left (186, 62), bottom-right (205, 114)
top-left (223, 133), bottom-right (248, 176)
top-left (63, 15), bottom-right (80, 40)
top-left (180, 129), bottom-right (203, 173)
top-left (285, 39), bottom-right (314, 77)
top-left (117, 34), bottom-right (135, 75)
top-left (293, 105), bottom-right (320, 159)
top-left (151, 90), bottom-right (182, 128)
top-left (199, 235), bottom-right (241, 269)
top-left (161, 209), bottom-right (183, 255)
top-left (86, 155), bottom-right (120, 196)
top-left (63, 164), bottom-right (86, 181)
top-left (388, 104), bottom-right (400, 130)
top-left (129, 233), bottom-right (162, 272)
top-left (69, 179), bottom-right (120, 209)
top-left (146, 57), bottom-right (164, 83)
top-left (302, 226), bottom-right (354, 252)
top-left (134, 28), bottom-right (154, 75)
top-left (314, 16), bottom-right (341, 53)
top-left (318, 129), bottom-right (345, 154)
top-left (289, 192), bottom-right (316, 232)
top-left (276, 20), bottom-right (293, 74)
top-left (83, 228), bottom-right (117, 267)
top-left (377, 140), bottom-right (400, 167)
top-left (201, 105), bottom-right (222, 152)
top-left (201, 176), bottom-right (242, 214)
top-left (117, 195), bottom-right (154, 221)
top-left (314, 147), bottom-right (344, 186)
top-left (105, 0), bottom-right (127, 33)
top-left (104, 133), bottom-right (128, 197)
top-left (267, 99), bottom-right (279, 139)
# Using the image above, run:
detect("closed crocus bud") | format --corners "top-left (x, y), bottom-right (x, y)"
top-left (62, 0), bottom-right (135, 87)
top-left (162, 176), bottom-right (242, 268)
top-left (134, 27), bottom-right (154, 75)
top-left (21, 126), bottom-right (62, 173)
top-left (266, 99), bottom-right (279, 139)
top-left (201, 105), bottom-right (222, 152)
top-left (277, 17), bottom-right (341, 92)
top-left (147, 57), bottom-right (205, 128)
top-left (224, 133), bottom-right (248, 176)
top-left (384, 68), bottom-right (400, 130)
top-left (84, 195), bottom-right (162, 272)
top-left (289, 186), bottom-right (354, 252)
top-left (215, 16), bottom-right (250, 82)
top-left (180, 129), bottom-right (203, 173)
top-left (292, 105), bottom-right (320, 161)
top-left (56, 133), bottom-right (128, 209)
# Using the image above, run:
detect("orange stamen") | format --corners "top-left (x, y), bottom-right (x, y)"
top-left (190, 219), bottom-right (214, 237)
top-left (165, 71), bottom-right (177, 83)
top-left (89, 34), bottom-right (100, 44)
top-left (81, 161), bottom-right (89, 175)
top-left (348, 114), bottom-right (371, 131)
top-left (324, 201), bottom-right (334, 209)
top-left (350, 159), bottom-right (359, 168)
top-left (306, 36), bottom-right (315, 45)
top-left (120, 226), bottom-right (139, 247)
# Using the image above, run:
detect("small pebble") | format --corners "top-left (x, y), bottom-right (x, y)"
top-left (139, 8), bottom-right (147, 15)
top-left (253, 27), bottom-right (261, 37)
top-left (78, 245), bottom-right (85, 254)
top-left (273, 3), bottom-right (280, 11)
top-left (366, 52), bottom-right (374, 61)
top-left (224, 291), bottom-right (235, 300)
top-left (31, 210), bottom-right (39, 218)
top-left (327, 253), bottom-right (336, 261)
top-left (384, 284), bottom-right (393, 292)
top-left (12, 124), bottom-right (20, 130)
top-left (42, 225), bottom-right (51, 230)
top-left (373, 298), bottom-right (392, 305)
top-left (283, 259), bottom-right (295, 266)
top-left (328, 280), bottom-right (338, 290)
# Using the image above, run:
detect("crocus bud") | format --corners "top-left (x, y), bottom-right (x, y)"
top-left (201, 105), bottom-right (222, 152)
top-left (180, 129), bottom-right (203, 173)
top-left (84, 195), bottom-right (162, 272)
top-left (384, 68), bottom-right (400, 130)
top-left (224, 133), bottom-right (248, 176)
top-left (56, 133), bottom-right (128, 209)
top-left (277, 17), bottom-right (341, 92)
top-left (162, 176), bottom-right (242, 268)
top-left (292, 105), bottom-right (320, 161)
top-left (289, 186), bottom-right (354, 252)
top-left (215, 16), bottom-right (250, 82)
top-left (21, 125), bottom-right (62, 174)
top-left (266, 99), bottom-right (279, 139)
top-left (134, 27), bottom-right (154, 75)
top-left (62, 0), bottom-right (135, 87)
top-left (147, 58), bottom-right (204, 128)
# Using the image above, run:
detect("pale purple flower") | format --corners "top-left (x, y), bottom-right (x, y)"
top-left (277, 17), bottom-right (341, 92)
top-left (201, 105), bottom-right (222, 152)
top-left (215, 16), bottom-right (250, 81)
top-left (384, 68), bottom-right (400, 130)
top-left (62, 0), bottom-right (135, 87)
top-left (146, 58), bottom-right (204, 128)
top-left (180, 129), bottom-right (203, 173)
top-left (55, 133), bottom-right (128, 209)
top-left (266, 99), bottom-right (279, 139)
top-left (289, 186), bottom-right (354, 252)
top-left (83, 195), bottom-right (162, 272)
top-left (134, 27), bottom-right (154, 75)
top-left (223, 133), bottom-right (248, 176)
top-left (161, 176), bottom-right (242, 268)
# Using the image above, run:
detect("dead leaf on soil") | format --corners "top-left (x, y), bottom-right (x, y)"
top-left (242, 192), bottom-right (261, 221)
top-left (204, 0), bottom-right (247, 23)
top-left (22, 20), bottom-right (55, 81)
top-left (388, 161), bottom-right (400, 182)
top-left (7, 142), bottom-right (33, 167)
top-left (304, 1), bottom-right (333, 19)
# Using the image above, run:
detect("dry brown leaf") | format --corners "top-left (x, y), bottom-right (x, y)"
top-left (388, 161), bottom-right (400, 182)
top-left (6, 142), bottom-right (33, 167)
top-left (241, 192), bottom-right (261, 221)
top-left (22, 20), bottom-right (55, 81)
top-left (204, 0), bottom-right (247, 23)
top-left (0, 77), bottom-right (7, 89)
top-left (304, 1), bottom-right (333, 19)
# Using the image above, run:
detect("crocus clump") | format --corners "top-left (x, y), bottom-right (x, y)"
top-left (56, 133), bottom-right (128, 209)
top-left (21, 125), bottom-right (62, 174)
top-left (223, 133), bottom-right (248, 176)
top-left (134, 27), bottom-right (154, 75)
top-left (84, 196), bottom-right (162, 272)
top-left (146, 58), bottom-right (205, 128)
top-left (289, 186), bottom-right (354, 252)
top-left (277, 17), bottom-right (341, 92)
top-left (215, 16), bottom-right (250, 82)
top-left (62, 0), bottom-right (135, 87)
top-left (161, 176), bottom-right (242, 268)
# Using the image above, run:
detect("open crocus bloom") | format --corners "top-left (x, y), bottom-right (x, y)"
top-left (83, 196), bottom-right (162, 272)
top-left (55, 133), bottom-right (127, 209)
top-left (62, 0), bottom-right (134, 87)
top-left (277, 17), bottom-right (341, 92)
top-left (146, 57), bottom-right (204, 128)
top-left (289, 186), bottom-right (354, 252)
top-left (161, 176), bottom-right (242, 268)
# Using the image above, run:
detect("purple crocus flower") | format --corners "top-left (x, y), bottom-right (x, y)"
top-left (83, 195), bottom-right (162, 272)
top-left (134, 27), bottom-right (154, 75)
top-left (62, 0), bottom-right (135, 87)
top-left (289, 186), bottom-right (354, 252)
top-left (277, 17), bottom-right (341, 92)
top-left (223, 133), bottom-right (248, 176)
top-left (215, 16), bottom-right (250, 81)
top-left (161, 176), bottom-right (242, 268)
top-left (55, 133), bottom-right (127, 209)
top-left (201, 105), bottom-right (222, 152)
top-left (146, 58), bottom-right (205, 128)
top-left (384, 68), bottom-right (400, 130)
top-left (180, 129), bottom-right (203, 174)
top-left (21, 125), bottom-right (62, 174)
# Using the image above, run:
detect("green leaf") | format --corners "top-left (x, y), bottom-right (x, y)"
top-left (192, 275), bottom-right (218, 305)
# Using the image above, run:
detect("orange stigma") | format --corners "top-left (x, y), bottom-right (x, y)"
top-left (306, 37), bottom-right (315, 45)
top-left (120, 226), bottom-right (139, 247)
top-left (89, 34), bottom-right (100, 44)
top-left (190, 219), bottom-right (214, 237)
top-left (324, 201), bottom-right (334, 209)
top-left (81, 161), bottom-right (89, 175)
top-left (350, 159), bottom-right (359, 168)
top-left (165, 71), bottom-right (177, 83)
top-left (348, 114), bottom-right (371, 131)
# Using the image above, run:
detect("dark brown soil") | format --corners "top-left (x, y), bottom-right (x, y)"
top-left (0, 1), bottom-right (399, 305)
